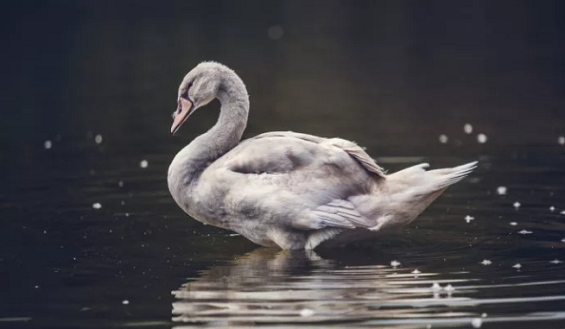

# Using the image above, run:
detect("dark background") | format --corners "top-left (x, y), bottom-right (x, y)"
top-left (2, 0), bottom-right (564, 156)
top-left (1, 0), bottom-right (565, 327)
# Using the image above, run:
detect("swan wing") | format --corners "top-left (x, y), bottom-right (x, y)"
top-left (304, 199), bottom-right (374, 229)
top-left (224, 131), bottom-right (385, 178)
top-left (202, 131), bottom-right (384, 239)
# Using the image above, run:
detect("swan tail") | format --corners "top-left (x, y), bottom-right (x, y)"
top-left (387, 161), bottom-right (477, 193)
top-left (426, 161), bottom-right (478, 190)
top-left (368, 161), bottom-right (477, 231)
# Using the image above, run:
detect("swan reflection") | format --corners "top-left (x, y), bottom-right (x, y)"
top-left (171, 248), bottom-right (478, 327)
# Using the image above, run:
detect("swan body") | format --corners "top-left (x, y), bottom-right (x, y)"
top-left (168, 62), bottom-right (476, 250)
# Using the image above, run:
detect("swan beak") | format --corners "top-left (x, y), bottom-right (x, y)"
top-left (171, 97), bottom-right (194, 135)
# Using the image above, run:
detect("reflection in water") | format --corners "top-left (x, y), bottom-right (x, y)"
top-left (171, 248), bottom-right (565, 328)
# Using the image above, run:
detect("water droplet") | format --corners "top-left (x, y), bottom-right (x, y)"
top-left (518, 229), bottom-right (532, 235)
top-left (431, 282), bottom-right (441, 291)
top-left (513, 201), bottom-right (521, 209)
top-left (464, 123), bottom-right (473, 134)
top-left (140, 160), bottom-right (148, 168)
top-left (559, 136), bottom-right (565, 145)
top-left (444, 284), bottom-right (455, 292)
top-left (44, 140), bottom-right (52, 149)
top-left (550, 206), bottom-right (555, 212)
top-left (118, 181), bottom-right (124, 187)
top-left (560, 210), bottom-right (565, 215)
top-left (550, 259), bottom-right (563, 264)
top-left (411, 269), bottom-right (421, 274)
top-left (94, 134), bottom-right (103, 144)
top-left (496, 186), bottom-right (507, 195)
top-left (477, 133), bottom-right (488, 144)
top-left (122, 300), bottom-right (129, 305)
top-left (471, 318), bottom-right (483, 328)
top-left (267, 25), bottom-right (284, 40)
top-left (390, 260), bottom-right (401, 267)
top-left (92, 203), bottom-right (102, 209)
top-left (480, 259), bottom-right (492, 265)
top-left (464, 215), bottom-right (475, 223)
top-left (513, 263), bottom-right (522, 269)
top-left (300, 308), bottom-right (314, 317)
top-left (439, 134), bottom-right (448, 144)
top-left (510, 222), bottom-right (517, 226)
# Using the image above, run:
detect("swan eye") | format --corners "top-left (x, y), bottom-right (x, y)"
top-left (181, 81), bottom-right (194, 100)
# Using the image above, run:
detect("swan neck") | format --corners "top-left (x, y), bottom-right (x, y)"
top-left (168, 73), bottom-right (249, 199)
top-left (201, 82), bottom-right (247, 161)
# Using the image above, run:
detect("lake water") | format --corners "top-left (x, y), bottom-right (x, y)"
top-left (1, 1), bottom-right (565, 328)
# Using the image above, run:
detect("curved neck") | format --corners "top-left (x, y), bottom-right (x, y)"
top-left (168, 74), bottom-right (249, 203)
top-left (207, 83), bottom-right (249, 158)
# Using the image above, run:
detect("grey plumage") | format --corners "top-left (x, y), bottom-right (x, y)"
top-left (168, 62), bottom-right (477, 250)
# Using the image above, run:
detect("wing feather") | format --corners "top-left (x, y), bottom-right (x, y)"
top-left (226, 131), bottom-right (385, 178)
top-left (296, 199), bottom-right (374, 230)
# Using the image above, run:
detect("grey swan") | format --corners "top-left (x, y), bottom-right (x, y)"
top-left (168, 62), bottom-right (476, 250)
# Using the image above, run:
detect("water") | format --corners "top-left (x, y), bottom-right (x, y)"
top-left (2, 1), bottom-right (565, 328)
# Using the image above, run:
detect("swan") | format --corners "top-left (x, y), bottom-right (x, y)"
top-left (168, 62), bottom-right (476, 250)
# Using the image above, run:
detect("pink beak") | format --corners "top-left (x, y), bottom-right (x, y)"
top-left (171, 97), bottom-right (194, 134)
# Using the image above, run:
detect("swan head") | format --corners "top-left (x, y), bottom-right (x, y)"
top-left (171, 62), bottom-right (231, 134)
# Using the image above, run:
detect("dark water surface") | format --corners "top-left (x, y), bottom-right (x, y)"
top-left (2, 1), bottom-right (565, 328)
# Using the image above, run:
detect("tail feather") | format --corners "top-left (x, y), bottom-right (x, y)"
top-left (428, 161), bottom-right (478, 190)
top-left (354, 161), bottom-right (477, 233)
top-left (384, 160), bottom-right (478, 217)
top-left (387, 161), bottom-right (477, 192)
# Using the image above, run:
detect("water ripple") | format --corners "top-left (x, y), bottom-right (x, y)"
top-left (172, 249), bottom-right (565, 327)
